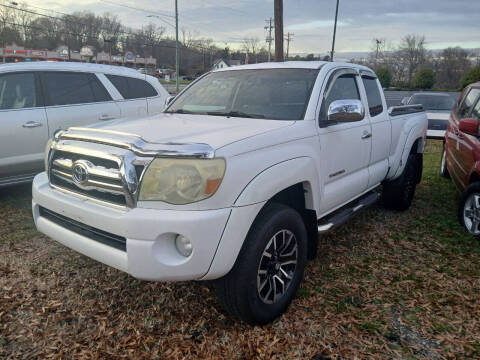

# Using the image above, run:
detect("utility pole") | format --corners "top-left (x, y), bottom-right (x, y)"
top-left (175, 0), bottom-right (179, 93)
top-left (264, 18), bottom-right (274, 62)
top-left (285, 32), bottom-right (294, 59)
top-left (330, 0), bottom-right (340, 62)
top-left (375, 38), bottom-right (382, 67)
top-left (274, 0), bottom-right (284, 62)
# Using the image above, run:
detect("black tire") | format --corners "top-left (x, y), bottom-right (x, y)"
top-left (215, 203), bottom-right (308, 325)
top-left (458, 183), bottom-right (480, 239)
top-left (383, 153), bottom-right (419, 211)
top-left (439, 145), bottom-right (450, 179)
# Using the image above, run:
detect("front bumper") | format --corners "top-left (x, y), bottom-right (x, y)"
top-left (32, 172), bottom-right (232, 281)
top-left (427, 129), bottom-right (445, 140)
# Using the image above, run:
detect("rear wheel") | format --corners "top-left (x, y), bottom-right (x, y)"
top-left (383, 153), bottom-right (419, 211)
top-left (440, 145), bottom-right (450, 178)
top-left (459, 183), bottom-right (480, 239)
top-left (215, 203), bottom-right (307, 325)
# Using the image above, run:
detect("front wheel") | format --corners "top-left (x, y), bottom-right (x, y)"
top-left (383, 153), bottom-right (420, 211)
top-left (215, 203), bottom-right (308, 325)
top-left (459, 183), bottom-right (480, 239)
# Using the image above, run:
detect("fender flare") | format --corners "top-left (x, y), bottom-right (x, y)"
top-left (203, 157), bottom-right (321, 280)
top-left (391, 124), bottom-right (425, 179)
top-left (234, 156), bottom-right (320, 213)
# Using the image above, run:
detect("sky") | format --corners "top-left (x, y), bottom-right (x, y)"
top-left (27, 0), bottom-right (480, 56)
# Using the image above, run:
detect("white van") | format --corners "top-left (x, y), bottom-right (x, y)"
top-left (0, 62), bottom-right (169, 186)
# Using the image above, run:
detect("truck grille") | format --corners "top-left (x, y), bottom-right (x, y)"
top-left (49, 149), bottom-right (143, 207)
top-left (39, 206), bottom-right (127, 251)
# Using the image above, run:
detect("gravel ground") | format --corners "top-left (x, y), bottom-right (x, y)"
top-left (1, 141), bottom-right (479, 359)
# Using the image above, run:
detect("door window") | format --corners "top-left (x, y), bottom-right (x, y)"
top-left (362, 77), bottom-right (384, 117)
top-left (106, 75), bottom-right (158, 99)
top-left (0, 72), bottom-right (37, 109)
top-left (472, 99), bottom-right (480, 120)
top-left (320, 74), bottom-right (360, 120)
top-left (458, 88), bottom-right (480, 118)
top-left (43, 72), bottom-right (111, 106)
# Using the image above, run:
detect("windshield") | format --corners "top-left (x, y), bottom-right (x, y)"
top-left (408, 94), bottom-right (455, 111)
top-left (166, 69), bottom-right (319, 120)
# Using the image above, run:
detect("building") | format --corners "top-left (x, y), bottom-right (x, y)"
top-left (0, 43), bottom-right (156, 69)
top-left (212, 59), bottom-right (242, 70)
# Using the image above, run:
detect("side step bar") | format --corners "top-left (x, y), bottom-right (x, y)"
top-left (317, 191), bottom-right (380, 233)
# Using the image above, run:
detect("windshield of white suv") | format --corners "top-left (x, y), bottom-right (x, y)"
top-left (165, 69), bottom-right (319, 120)
top-left (408, 94), bottom-right (455, 111)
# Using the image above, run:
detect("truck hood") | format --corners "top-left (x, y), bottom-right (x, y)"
top-left (90, 113), bottom-right (295, 149)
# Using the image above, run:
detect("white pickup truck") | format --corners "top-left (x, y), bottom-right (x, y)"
top-left (32, 62), bottom-right (427, 324)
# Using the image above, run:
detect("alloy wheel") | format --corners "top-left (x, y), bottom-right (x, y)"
top-left (257, 229), bottom-right (298, 304)
top-left (464, 193), bottom-right (480, 235)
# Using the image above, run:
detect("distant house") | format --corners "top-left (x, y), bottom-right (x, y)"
top-left (212, 59), bottom-right (242, 70)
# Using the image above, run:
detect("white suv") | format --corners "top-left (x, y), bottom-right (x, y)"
top-left (0, 62), bottom-right (169, 187)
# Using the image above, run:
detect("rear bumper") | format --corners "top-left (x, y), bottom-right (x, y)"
top-left (32, 172), bottom-right (233, 281)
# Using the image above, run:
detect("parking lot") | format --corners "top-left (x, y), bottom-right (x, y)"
top-left (384, 91), bottom-right (460, 107)
top-left (1, 140), bottom-right (479, 359)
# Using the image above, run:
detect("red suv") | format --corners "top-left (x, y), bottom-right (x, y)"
top-left (441, 82), bottom-right (480, 237)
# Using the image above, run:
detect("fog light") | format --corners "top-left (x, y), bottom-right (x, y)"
top-left (175, 235), bottom-right (193, 257)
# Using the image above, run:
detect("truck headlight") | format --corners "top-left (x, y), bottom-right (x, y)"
top-left (44, 138), bottom-right (53, 173)
top-left (139, 158), bottom-right (226, 204)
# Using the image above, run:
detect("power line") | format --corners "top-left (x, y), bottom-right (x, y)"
top-left (0, 3), bottom-right (168, 41)
top-left (199, 0), bottom-right (248, 15)
top-left (98, 0), bottom-right (175, 19)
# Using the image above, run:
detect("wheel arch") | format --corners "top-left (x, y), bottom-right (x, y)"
top-left (234, 157), bottom-right (320, 213)
top-left (390, 127), bottom-right (425, 181)
top-left (204, 160), bottom-right (321, 280)
top-left (469, 171), bottom-right (480, 185)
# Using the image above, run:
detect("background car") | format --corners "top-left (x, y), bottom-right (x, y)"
top-left (441, 82), bottom-right (480, 237)
top-left (0, 61), bottom-right (169, 187)
top-left (406, 93), bottom-right (456, 139)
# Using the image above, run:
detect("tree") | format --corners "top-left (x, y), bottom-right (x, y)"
top-left (242, 37), bottom-right (260, 63)
top-left (460, 66), bottom-right (480, 89)
top-left (434, 47), bottom-right (471, 89)
top-left (397, 35), bottom-right (428, 86)
top-left (412, 68), bottom-right (435, 89)
top-left (375, 67), bottom-right (392, 88)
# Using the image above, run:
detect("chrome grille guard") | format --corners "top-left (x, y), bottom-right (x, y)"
top-left (47, 127), bottom-right (216, 208)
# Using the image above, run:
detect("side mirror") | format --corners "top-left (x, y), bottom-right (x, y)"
top-left (459, 118), bottom-right (479, 135)
top-left (328, 99), bottom-right (365, 123)
top-left (165, 95), bottom-right (176, 107)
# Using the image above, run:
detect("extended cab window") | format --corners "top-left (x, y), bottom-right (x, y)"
top-left (43, 72), bottom-right (111, 106)
top-left (362, 76), bottom-right (383, 117)
top-left (458, 88), bottom-right (480, 118)
top-left (106, 75), bottom-right (158, 99)
top-left (0, 72), bottom-right (37, 110)
top-left (320, 74), bottom-right (360, 120)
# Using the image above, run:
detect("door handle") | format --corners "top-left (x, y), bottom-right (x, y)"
top-left (361, 131), bottom-right (372, 139)
top-left (22, 121), bottom-right (43, 128)
top-left (99, 114), bottom-right (116, 121)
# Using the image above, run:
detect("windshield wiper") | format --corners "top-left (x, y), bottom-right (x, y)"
top-left (207, 110), bottom-right (265, 119)
top-left (166, 109), bottom-right (199, 114)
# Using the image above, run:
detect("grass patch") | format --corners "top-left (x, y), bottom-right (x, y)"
top-left (0, 141), bottom-right (479, 359)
